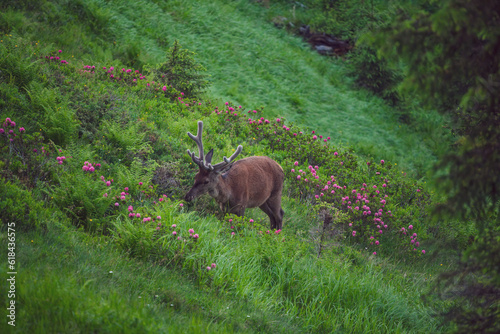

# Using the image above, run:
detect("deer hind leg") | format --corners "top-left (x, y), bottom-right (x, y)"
top-left (259, 202), bottom-right (277, 229)
top-left (265, 195), bottom-right (284, 230)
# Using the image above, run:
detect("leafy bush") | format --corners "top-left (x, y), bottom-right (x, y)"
top-left (305, 0), bottom-right (373, 40)
top-left (50, 168), bottom-right (117, 231)
top-left (242, 114), bottom-right (430, 256)
top-left (0, 180), bottom-right (52, 230)
top-left (348, 45), bottom-right (403, 105)
top-left (0, 35), bottom-right (39, 89)
top-left (146, 40), bottom-right (209, 98)
top-left (95, 120), bottom-right (152, 166)
top-left (0, 116), bottom-right (53, 187)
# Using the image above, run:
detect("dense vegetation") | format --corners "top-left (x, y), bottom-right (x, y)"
top-left (0, 0), bottom-right (497, 333)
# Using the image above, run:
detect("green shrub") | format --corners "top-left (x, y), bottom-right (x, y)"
top-left (0, 116), bottom-right (54, 188)
top-left (0, 180), bottom-right (52, 230)
top-left (305, 0), bottom-right (372, 40)
top-left (348, 45), bottom-right (403, 105)
top-left (95, 120), bottom-right (152, 166)
top-left (146, 40), bottom-right (209, 98)
top-left (50, 170), bottom-right (116, 231)
top-left (0, 35), bottom-right (39, 89)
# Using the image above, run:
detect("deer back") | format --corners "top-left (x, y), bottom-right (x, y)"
top-left (220, 156), bottom-right (284, 208)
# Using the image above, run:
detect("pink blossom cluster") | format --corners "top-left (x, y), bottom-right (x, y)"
top-left (82, 161), bottom-right (101, 172)
top-left (400, 225), bottom-right (426, 254)
top-left (311, 130), bottom-right (331, 143)
top-left (82, 65), bottom-right (96, 74)
top-left (0, 117), bottom-right (24, 142)
top-left (170, 92), bottom-right (197, 107)
top-left (100, 66), bottom-right (147, 84)
top-left (100, 176), bottom-right (114, 187)
top-left (44, 50), bottom-right (68, 64)
top-left (170, 225), bottom-right (200, 240)
top-left (213, 103), bottom-right (241, 119)
top-left (188, 228), bottom-right (200, 239)
top-left (56, 156), bottom-right (67, 165)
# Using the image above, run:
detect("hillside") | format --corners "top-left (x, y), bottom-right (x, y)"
top-left (0, 0), bottom-right (452, 175)
top-left (0, 1), bottom-right (472, 333)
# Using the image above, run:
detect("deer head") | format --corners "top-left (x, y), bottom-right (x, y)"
top-left (184, 121), bottom-right (242, 201)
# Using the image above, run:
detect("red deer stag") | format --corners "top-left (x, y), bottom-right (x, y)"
top-left (184, 121), bottom-right (285, 229)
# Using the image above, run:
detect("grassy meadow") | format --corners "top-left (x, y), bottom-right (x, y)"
top-left (0, 0), bottom-right (468, 333)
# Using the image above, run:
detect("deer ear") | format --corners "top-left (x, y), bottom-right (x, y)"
top-left (205, 149), bottom-right (214, 164)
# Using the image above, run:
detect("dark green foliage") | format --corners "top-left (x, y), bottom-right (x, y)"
top-left (148, 40), bottom-right (209, 98)
top-left (374, 0), bottom-right (500, 221)
top-left (304, 0), bottom-right (378, 40)
top-left (373, 0), bottom-right (500, 331)
top-left (0, 0), bottom-right (45, 11)
top-left (434, 229), bottom-right (500, 334)
top-left (348, 45), bottom-right (402, 105)
top-left (0, 117), bottom-right (53, 188)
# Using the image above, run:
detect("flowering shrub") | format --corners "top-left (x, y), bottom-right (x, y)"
top-left (0, 117), bottom-right (53, 187)
top-left (81, 63), bottom-right (184, 100)
top-left (0, 38), bottom-right (432, 260)
top-left (0, 180), bottom-right (55, 229)
top-left (286, 157), bottom-right (429, 255)
top-left (43, 49), bottom-right (69, 65)
top-left (96, 65), bottom-right (146, 86)
top-left (146, 40), bottom-right (209, 97)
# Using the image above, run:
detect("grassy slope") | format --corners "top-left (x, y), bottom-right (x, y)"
top-left (0, 1), bottom-right (458, 332)
top-left (0, 225), bottom-right (303, 334)
top-left (109, 0), bottom-right (450, 174)
top-left (7, 0), bottom-right (450, 175)
top-left (0, 45), bottom-right (446, 334)
top-left (0, 198), bottom-right (442, 334)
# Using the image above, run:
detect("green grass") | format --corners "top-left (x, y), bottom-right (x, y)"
top-left (0, 1), bottom-right (466, 332)
top-left (0, 224), bottom-right (305, 333)
top-left (0, 202), bottom-right (443, 334)
top-left (2, 0), bottom-right (452, 175)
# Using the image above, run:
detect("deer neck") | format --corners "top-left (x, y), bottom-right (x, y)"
top-left (209, 174), bottom-right (231, 204)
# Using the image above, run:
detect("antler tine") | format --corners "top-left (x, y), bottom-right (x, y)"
top-left (186, 121), bottom-right (206, 168)
top-left (223, 145), bottom-right (243, 163)
top-left (212, 145), bottom-right (243, 171)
